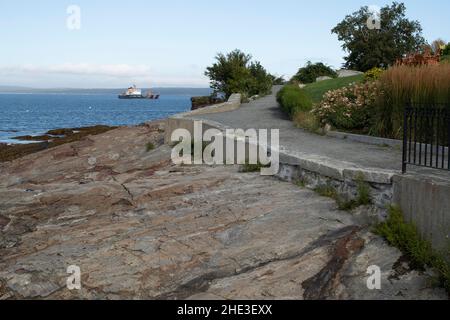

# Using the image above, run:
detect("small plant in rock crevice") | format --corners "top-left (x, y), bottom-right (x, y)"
top-left (314, 184), bottom-right (339, 199)
top-left (295, 177), bottom-right (309, 188)
top-left (375, 206), bottom-right (450, 294)
top-left (355, 175), bottom-right (372, 206)
top-left (146, 142), bottom-right (156, 152)
top-left (313, 177), bottom-right (372, 211)
top-left (240, 161), bottom-right (270, 173)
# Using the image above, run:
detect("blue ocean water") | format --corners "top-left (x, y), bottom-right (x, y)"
top-left (0, 92), bottom-right (199, 143)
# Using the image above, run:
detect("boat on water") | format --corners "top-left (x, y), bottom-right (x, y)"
top-left (118, 85), bottom-right (160, 100)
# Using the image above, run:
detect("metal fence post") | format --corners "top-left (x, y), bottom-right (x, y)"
top-left (448, 109), bottom-right (450, 170)
top-left (402, 105), bottom-right (409, 174)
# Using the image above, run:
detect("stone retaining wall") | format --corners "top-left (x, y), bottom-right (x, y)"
top-left (277, 163), bottom-right (393, 215)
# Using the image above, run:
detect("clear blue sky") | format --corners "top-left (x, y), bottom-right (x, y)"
top-left (0, 0), bottom-right (448, 88)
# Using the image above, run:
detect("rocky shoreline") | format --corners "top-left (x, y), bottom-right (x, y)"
top-left (0, 125), bottom-right (118, 163)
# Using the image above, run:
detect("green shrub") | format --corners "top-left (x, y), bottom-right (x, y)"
top-left (375, 206), bottom-right (450, 293)
top-left (291, 61), bottom-right (338, 84)
top-left (293, 111), bottom-right (321, 133)
top-left (277, 85), bottom-right (313, 118)
top-left (364, 67), bottom-right (385, 81)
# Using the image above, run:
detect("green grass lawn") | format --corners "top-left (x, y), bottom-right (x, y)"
top-left (303, 74), bottom-right (364, 103)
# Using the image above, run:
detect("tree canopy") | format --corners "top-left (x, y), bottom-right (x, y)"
top-left (332, 2), bottom-right (425, 71)
top-left (205, 49), bottom-right (273, 98)
top-left (443, 43), bottom-right (450, 56)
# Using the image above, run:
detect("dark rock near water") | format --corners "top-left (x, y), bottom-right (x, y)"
top-left (1, 125), bottom-right (118, 163)
top-left (191, 96), bottom-right (225, 111)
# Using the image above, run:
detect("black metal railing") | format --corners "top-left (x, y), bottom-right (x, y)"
top-left (402, 105), bottom-right (450, 173)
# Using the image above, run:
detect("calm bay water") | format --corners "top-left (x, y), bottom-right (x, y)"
top-left (0, 91), bottom-right (203, 143)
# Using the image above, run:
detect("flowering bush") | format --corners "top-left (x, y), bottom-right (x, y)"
top-left (312, 82), bottom-right (381, 131)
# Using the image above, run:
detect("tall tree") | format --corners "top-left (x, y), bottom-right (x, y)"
top-left (205, 49), bottom-right (272, 98)
top-left (332, 2), bottom-right (425, 71)
top-left (248, 61), bottom-right (273, 96)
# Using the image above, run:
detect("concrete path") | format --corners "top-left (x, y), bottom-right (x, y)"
top-left (192, 86), bottom-right (403, 172)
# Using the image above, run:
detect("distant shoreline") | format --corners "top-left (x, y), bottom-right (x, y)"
top-left (0, 87), bottom-right (212, 95)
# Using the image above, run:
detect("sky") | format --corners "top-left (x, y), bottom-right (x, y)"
top-left (0, 0), bottom-right (449, 88)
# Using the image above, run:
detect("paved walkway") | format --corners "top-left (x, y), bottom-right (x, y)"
top-left (192, 86), bottom-right (402, 172)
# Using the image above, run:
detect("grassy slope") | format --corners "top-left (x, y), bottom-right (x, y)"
top-left (303, 74), bottom-right (364, 103)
